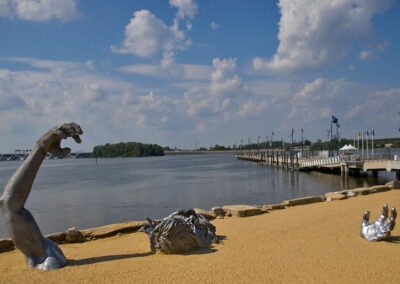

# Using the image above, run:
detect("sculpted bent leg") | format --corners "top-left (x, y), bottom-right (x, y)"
top-left (0, 122), bottom-right (83, 270)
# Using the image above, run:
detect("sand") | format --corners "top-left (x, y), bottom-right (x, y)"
top-left (1, 190), bottom-right (400, 283)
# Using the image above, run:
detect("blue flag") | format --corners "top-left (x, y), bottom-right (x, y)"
top-left (331, 115), bottom-right (338, 124)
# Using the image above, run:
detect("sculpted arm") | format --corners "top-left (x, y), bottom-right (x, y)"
top-left (0, 122), bottom-right (83, 270)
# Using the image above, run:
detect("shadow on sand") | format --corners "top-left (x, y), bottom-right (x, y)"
top-left (384, 235), bottom-right (400, 244)
top-left (67, 252), bottom-right (154, 266)
top-left (67, 243), bottom-right (222, 266)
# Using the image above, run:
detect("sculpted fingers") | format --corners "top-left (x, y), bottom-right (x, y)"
top-left (59, 147), bottom-right (71, 156)
top-left (362, 211), bottom-right (370, 226)
top-left (58, 122), bottom-right (83, 143)
top-left (377, 204), bottom-right (389, 224)
top-left (385, 207), bottom-right (397, 231)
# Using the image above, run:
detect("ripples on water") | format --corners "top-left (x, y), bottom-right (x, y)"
top-left (0, 154), bottom-right (395, 238)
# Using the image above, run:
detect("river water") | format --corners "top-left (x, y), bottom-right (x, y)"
top-left (0, 153), bottom-right (395, 238)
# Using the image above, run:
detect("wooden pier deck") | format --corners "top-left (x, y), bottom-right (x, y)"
top-left (236, 151), bottom-right (400, 178)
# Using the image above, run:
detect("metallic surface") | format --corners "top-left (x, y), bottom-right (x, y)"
top-left (141, 209), bottom-right (217, 254)
top-left (0, 123), bottom-right (83, 270)
top-left (361, 204), bottom-right (397, 242)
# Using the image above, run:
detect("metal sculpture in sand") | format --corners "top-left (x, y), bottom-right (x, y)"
top-left (361, 204), bottom-right (397, 242)
top-left (141, 209), bottom-right (217, 254)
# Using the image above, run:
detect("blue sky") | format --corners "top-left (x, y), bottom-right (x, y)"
top-left (0, 0), bottom-right (399, 152)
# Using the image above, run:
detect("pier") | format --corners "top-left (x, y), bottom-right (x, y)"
top-left (237, 151), bottom-right (400, 179)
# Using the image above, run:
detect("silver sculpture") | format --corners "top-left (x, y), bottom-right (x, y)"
top-left (361, 204), bottom-right (397, 242)
top-left (140, 209), bottom-right (217, 254)
top-left (0, 122), bottom-right (83, 270)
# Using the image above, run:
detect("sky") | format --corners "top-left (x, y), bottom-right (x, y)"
top-left (0, 0), bottom-right (399, 152)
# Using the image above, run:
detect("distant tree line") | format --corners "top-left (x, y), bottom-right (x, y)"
top-left (310, 138), bottom-right (400, 151)
top-left (208, 137), bottom-right (400, 152)
top-left (92, 142), bottom-right (164, 158)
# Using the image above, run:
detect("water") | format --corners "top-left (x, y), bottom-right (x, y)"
top-left (0, 153), bottom-right (395, 238)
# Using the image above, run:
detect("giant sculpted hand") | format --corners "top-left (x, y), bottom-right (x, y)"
top-left (37, 122), bottom-right (83, 155)
top-left (361, 204), bottom-right (397, 242)
top-left (0, 122), bottom-right (83, 270)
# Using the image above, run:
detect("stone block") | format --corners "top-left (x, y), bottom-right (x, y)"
top-left (350, 187), bottom-right (370, 195)
top-left (194, 208), bottom-right (216, 220)
top-left (283, 196), bottom-right (325, 207)
top-left (385, 180), bottom-right (400, 189)
top-left (65, 227), bottom-right (85, 243)
top-left (267, 203), bottom-right (286, 210)
top-left (46, 232), bottom-right (65, 243)
top-left (80, 221), bottom-right (147, 240)
top-left (0, 238), bottom-right (13, 253)
top-left (222, 205), bottom-right (262, 217)
top-left (370, 185), bottom-right (391, 193)
top-left (325, 192), bottom-right (347, 201)
top-left (346, 191), bottom-right (358, 197)
top-left (260, 205), bottom-right (269, 213)
top-left (212, 207), bottom-right (226, 216)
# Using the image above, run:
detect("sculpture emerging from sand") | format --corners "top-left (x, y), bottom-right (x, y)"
top-left (0, 122), bottom-right (83, 270)
top-left (361, 204), bottom-right (397, 242)
top-left (140, 209), bottom-right (217, 254)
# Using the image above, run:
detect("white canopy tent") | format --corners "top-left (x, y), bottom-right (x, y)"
top-left (339, 144), bottom-right (358, 151)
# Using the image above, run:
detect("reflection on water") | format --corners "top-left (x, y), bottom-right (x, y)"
top-left (0, 154), bottom-right (394, 238)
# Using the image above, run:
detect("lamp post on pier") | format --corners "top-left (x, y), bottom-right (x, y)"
top-left (300, 128), bottom-right (304, 157)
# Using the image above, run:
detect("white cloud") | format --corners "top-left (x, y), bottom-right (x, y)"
top-left (0, 58), bottom-right (199, 151)
top-left (0, 0), bottom-right (78, 22)
top-left (3, 57), bottom-right (91, 71)
top-left (359, 50), bottom-right (373, 61)
top-left (378, 40), bottom-right (389, 52)
top-left (253, 0), bottom-right (391, 73)
top-left (0, 0), bottom-right (12, 17)
top-left (183, 57), bottom-right (252, 132)
top-left (122, 91), bottom-right (178, 127)
top-left (348, 64), bottom-right (355, 71)
top-left (118, 63), bottom-right (212, 80)
top-left (238, 99), bottom-right (268, 118)
top-left (186, 21), bottom-right (192, 31)
top-left (210, 21), bottom-right (219, 30)
top-left (111, 9), bottom-right (190, 63)
top-left (169, 0), bottom-right (198, 19)
top-left (288, 78), bottom-right (368, 126)
top-left (1, 56), bottom-right (398, 151)
top-left (351, 88), bottom-right (400, 122)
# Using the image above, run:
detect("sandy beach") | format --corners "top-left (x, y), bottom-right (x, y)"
top-left (1, 189), bottom-right (400, 283)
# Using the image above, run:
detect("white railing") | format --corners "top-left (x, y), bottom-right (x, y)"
top-left (300, 156), bottom-right (340, 168)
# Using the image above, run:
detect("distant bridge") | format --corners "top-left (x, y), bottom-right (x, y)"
top-left (0, 151), bottom-right (91, 161)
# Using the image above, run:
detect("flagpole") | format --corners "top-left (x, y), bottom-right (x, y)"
top-left (362, 129), bottom-right (364, 158)
top-left (353, 130), bottom-right (355, 147)
top-left (366, 129), bottom-right (369, 159)
top-left (372, 130), bottom-right (374, 157)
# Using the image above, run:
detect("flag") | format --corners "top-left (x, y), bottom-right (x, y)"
top-left (371, 130), bottom-right (375, 136)
top-left (337, 124), bottom-right (340, 128)
top-left (366, 130), bottom-right (370, 136)
top-left (301, 128), bottom-right (304, 133)
top-left (358, 131), bottom-right (361, 137)
top-left (272, 131), bottom-right (274, 136)
top-left (331, 115), bottom-right (338, 124)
